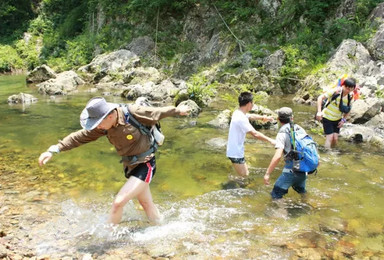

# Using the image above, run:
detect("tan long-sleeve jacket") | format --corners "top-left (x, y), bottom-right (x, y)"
top-left (57, 104), bottom-right (178, 160)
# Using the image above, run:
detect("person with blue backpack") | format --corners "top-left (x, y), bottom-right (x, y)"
top-left (264, 107), bottom-right (319, 199)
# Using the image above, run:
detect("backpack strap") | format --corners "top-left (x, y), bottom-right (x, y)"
top-left (324, 90), bottom-right (341, 109)
top-left (338, 90), bottom-right (352, 109)
top-left (119, 104), bottom-right (158, 165)
top-left (120, 104), bottom-right (151, 136)
top-left (289, 122), bottom-right (296, 151)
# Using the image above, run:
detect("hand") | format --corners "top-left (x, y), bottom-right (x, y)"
top-left (38, 152), bottom-right (52, 166)
top-left (337, 120), bottom-right (345, 128)
top-left (270, 139), bottom-right (276, 146)
top-left (264, 173), bottom-right (270, 185)
top-left (263, 116), bottom-right (274, 122)
top-left (177, 104), bottom-right (191, 116)
top-left (315, 112), bottom-right (323, 121)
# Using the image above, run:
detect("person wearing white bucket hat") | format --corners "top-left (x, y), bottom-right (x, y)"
top-left (38, 96), bottom-right (190, 225)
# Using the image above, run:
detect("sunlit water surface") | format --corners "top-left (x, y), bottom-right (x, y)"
top-left (0, 75), bottom-right (383, 258)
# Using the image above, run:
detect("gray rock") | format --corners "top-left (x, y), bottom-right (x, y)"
top-left (26, 65), bottom-right (56, 83)
top-left (368, 23), bottom-right (384, 61)
top-left (7, 93), bottom-right (37, 104)
top-left (79, 49), bottom-right (140, 75)
top-left (368, 2), bottom-right (384, 26)
top-left (205, 137), bottom-right (227, 149)
top-left (264, 49), bottom-right (285, 75)
top-left (208, 109), bottom-right (231, 129)
top-left (349, 97), bottom-right (382, 124)
top-left (178, 100), bottom-right (201, 117)
top-left (37, 71), bottom-right (85, 95)
top-left (124, 36), bottom-right (155, 57)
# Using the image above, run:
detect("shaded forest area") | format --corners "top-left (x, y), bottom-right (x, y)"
top-left (0, 0), bottom-right (382, 78)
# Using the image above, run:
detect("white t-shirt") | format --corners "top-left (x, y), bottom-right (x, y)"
top-left (226, 109), bottom-right (254, 158)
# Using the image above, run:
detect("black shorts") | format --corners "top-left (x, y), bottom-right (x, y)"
top-left (124, 157), bottom-right (156, 183)
top-left (228, 157), bottom-right (246, 164)
top-left (322, 118), bottom-right (341, 135)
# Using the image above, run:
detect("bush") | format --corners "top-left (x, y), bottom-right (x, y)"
top-left (0, 45), bottom-right (23, 72)
top-left (15, 37), bottom-right (40, 70)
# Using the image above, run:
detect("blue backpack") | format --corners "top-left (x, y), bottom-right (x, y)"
top-left (285, 123), bottom-right (319, 174)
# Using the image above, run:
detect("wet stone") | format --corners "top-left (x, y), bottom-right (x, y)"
top-left (4, 190), bottom-right (20, 195)
top-left (319, 217), bottom-right (347, 236)
top-left (294, 248), bottom-right (323, 260)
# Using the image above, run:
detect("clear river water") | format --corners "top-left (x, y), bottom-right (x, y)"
top-left (0, 75), bottom-right (383, 259)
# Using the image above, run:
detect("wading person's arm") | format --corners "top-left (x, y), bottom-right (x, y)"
top-left (248, 130), bottom-right (276, 146)
top-left (264, 148), bottom-right (283, 185)
top-left (248, 114), bottom-right (274, 123)
top-left (38, 129), bottom-right (105, 166)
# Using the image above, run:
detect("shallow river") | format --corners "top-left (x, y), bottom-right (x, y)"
top-left (0, 75), bottom-right (383, 259)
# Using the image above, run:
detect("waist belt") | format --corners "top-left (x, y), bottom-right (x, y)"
top-left (120, 145), bottom-right (157, 165)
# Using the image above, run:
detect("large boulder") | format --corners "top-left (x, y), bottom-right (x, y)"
top-left (121, 79), bottom-right (181, 101)
top-left (122, 67), bottom-right (163, 85)
top-left (365, 112), bottom-right (384, 129)
top-left (122, 82), bottom-right (155, 100)
top-left (79, 50), bottom-right (140, 74)
top-left (37, 71), bottom-right (85, 95)
top-left (349, 97), bottom-right (383, 124)
top-left (340, 124), bottom-right (381, 145)
top-left (264, 50), bottom-right (285, 75)
top-left (123, 36), bottom-right (155, 57)
top-left (367, 23), bottom-right (384, 61)
top-left (172, 5), bottom-right (232, 77)
top-left (368, 2), bottom-right (384, 26)
top-left (224, 68), bottom-right (282, 95)
top-left (326, 39), bottom-right (372, 74)
top-left (26, 65), bottom-right (56, 83)
top-left (297, 39), bottom-right (376, 104)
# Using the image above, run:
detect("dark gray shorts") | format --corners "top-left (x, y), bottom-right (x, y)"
top-left (228, 157), bottom-right (246, 164)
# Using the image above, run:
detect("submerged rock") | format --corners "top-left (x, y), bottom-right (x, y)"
top-left (7, 93), bottom-right (37, 104)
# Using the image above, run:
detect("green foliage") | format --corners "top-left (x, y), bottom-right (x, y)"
top-left (1, 0), bottom-right (383, 76)
top-left (324, 18), bottom-right (357, 47)
top-left (42, 34), bottom-right (94, 72)
top-left (14, 37), bottom-right (40, 70)
top-left (57, 4), bottom-right (87, 38)
top-left (280, 45), bottom-right (308, 78)
top-left (65, 35), bottom-right (94, 67)
top-left (376, 88), bottom-right (384, 99)
top-left (0, 0), bottom-right (35, 39)
top-left (28, 16), bottom-right (54, 36)
top-left (310, 126), bottom-right (324, 136)
top-left (185, 74), bottom-right (216, 107)
top-left (0, 45), bottom-right (23, 72)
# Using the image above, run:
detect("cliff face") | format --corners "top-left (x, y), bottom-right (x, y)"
top-left (2, 1), bottom-right (383, 83)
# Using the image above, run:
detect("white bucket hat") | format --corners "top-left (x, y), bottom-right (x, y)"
top-left (80, 97), bottom-right (118, 130)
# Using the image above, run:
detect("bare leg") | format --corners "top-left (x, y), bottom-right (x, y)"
top-left (108, 176), bottom-right (147, 224)
top-left (232, 162), bottom-right (249, 177)
top-left (331, 133), bottom-right (339, 147)
top-left (324, 134), bottom-right (334, 149)
top-left (137, 185), bottom-right (161, 224)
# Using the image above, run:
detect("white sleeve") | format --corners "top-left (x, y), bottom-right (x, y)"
top-left (240, 117), bottom-right (254, 133)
